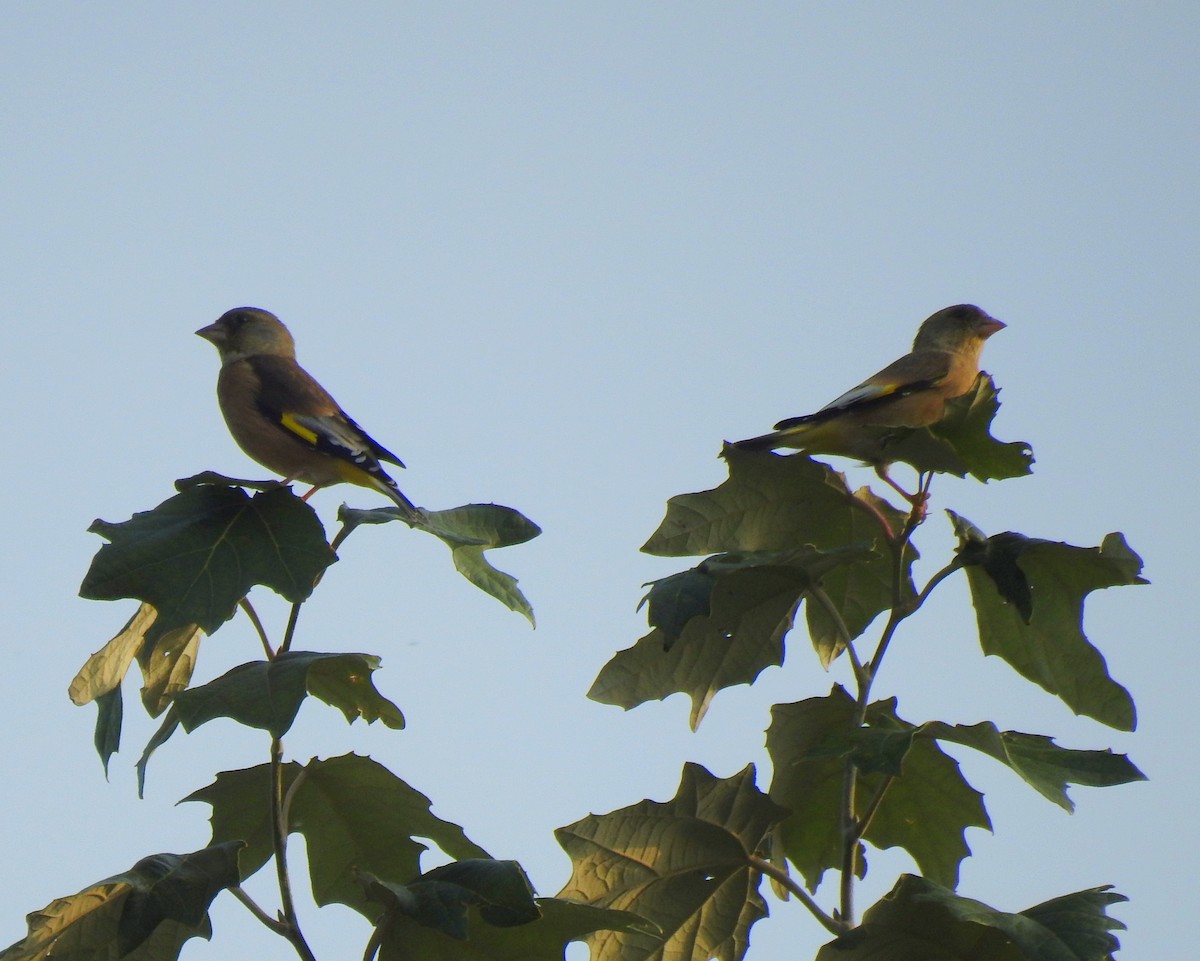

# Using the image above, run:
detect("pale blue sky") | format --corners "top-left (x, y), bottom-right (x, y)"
top-left (3, 4), bottom-right (1195, 959)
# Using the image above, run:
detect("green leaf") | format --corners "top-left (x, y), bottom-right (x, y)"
top-left (360, 860), bottom-right (540, 940)
top-left (817, 875), bottom-right (1126, 961)
top-left (167, 651), bottom-right (403, 740)
top-left (767, 689), bottom-right (990, 890)
top-left (0, 842), bottom-right (241, 961)
top-left (183, 753), bottom-right (490, 915)
top-left (928, 374), bottom-right (1035, 481)
top-left (93, 688), bottom-right (123, 776)
top-left (132, 653), bottom-right (404, 787)
top-left (69, 603), bottom-right (157, 707)
top-left (339, 502), bottom-right (540, 624)
top-left (367, 897), bottom-right (656, 961)
top-left (171, 647), bottom-right (403, 739)
top-left (951, 514), bottom-right (1144, 730)
top-left (555, 763), bottom-right (787, 961)
top-left (137, 619), bottom-right (203, 718)
top-left (645, 447), bottom-right (907, 557)
top-left (81, 484), bottom-right (336, 635)
top-left (69, 602), bottom-right (205, 722)
top-left (592, 545), bottom-right (877, 729)
top-left (921, 722), bottom-right (1146, 812)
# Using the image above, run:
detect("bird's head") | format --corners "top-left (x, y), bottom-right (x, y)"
top-left (196, 307), bottom-right (297, 363)
top-left (913, 304), bottom-right (1005, 352)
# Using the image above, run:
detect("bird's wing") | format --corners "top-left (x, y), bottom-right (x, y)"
top-left (251, 355), bottom-right (406, 469)
top-left (773, 349), bottom-right (953, 430)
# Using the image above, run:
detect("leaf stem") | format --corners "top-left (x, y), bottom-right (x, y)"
top-left (838, 487), bottom-right (927, 924)
top-left (916, 557), bottom-right (964, 609)
top-left (280, 602), bottom-right (302, 655)
top-left (230, 886), bottom-right (290, 935)
top-left (808, 585), bottom-right (867, 687)
top-left (852, 775), bottom-right (895, 843)
top-left (362, 921), bottom-right (386, 961)
top-left (843, 488), bottom-right (895, 541)
top-left (748, 855), bottom-right (846, 936)
top-left (270, 737), bottom-right (317, 961)
top-left (240, 597), bottom-right (275, 659)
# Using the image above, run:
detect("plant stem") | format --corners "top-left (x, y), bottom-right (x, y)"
top-left (839, 489), bottom-right (927, 924)
top-left (852, 775), bottom-right (895, 843)
top-left (748, 855), bottom-right (847, 936)
top-left (270, 737), bottom-right (317, 961)
top-left (240, 597), bottom-right (275, 659)
top-left (808, 585), bottom-right (867, 687)
top-left (230, 886), bottom-right (289, 935)
top-left (280, 602), bottom-right (302, 655)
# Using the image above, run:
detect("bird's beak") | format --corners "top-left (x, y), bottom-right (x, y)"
top-left (980, 316), bottom-right (1006, 338)
top-left (195, 322), bottom-right (226, 345)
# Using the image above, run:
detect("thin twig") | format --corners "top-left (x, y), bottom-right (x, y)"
top-left (843, 487), bottom-right (895, 542)
top-left (808, 585), bottom-right (867, 687)
top-left (748, 855), bottom-right (847, 936)
top-left (280, 602), bottom-right (302, 655)
top-left (851, 774), bottom-right (896, 844)
top-left (230, 886), bottom-right (289, 935)
top-left (362, 922), bottom-right (386, 961)
top-left (239, 597), bottom-right (275, 659)
top-left (271, 737), bottom-right (317, 961)
top-left (839, 761), bottom-right (858, 923)
top-left (915, 557), bottom-right (964, 609)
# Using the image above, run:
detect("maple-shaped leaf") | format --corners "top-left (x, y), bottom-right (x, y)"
top-left (136, 651), bottom-right (403, 788)
top-left (359, 860), bottom-right (540, 940)
top-left (183, 753), bottom-right (489, 915)
top-left (0, 842), bottom-right (241, 961)
top-left (816, 874), bottom-right (1126, 961)
top-left (645, 447), bottom-right (907, 557)
top-left (951, 514), bottom-right (1144, 731)
top-left (339, 502), bottom-right (540, 624)
top-left (767, 688), bottom-right (990, 891)
top-left (591, 545), bottom-right (876, 729)
top-left (920, 722), bottom-right (1145, 812)
top-left (555, 763), bottom-right (787, 961)
top-left (81, 483), bottom-right (336, 635)
top-left (363, 896), bottom-right (656, 961)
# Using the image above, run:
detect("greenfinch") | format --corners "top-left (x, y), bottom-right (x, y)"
top-left (196, 307), bottom-right (419, 519)
top-left (732, 304), bottom-right (1005, 499)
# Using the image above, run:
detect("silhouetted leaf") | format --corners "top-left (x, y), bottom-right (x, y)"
top-left (556, 763), bottom-right (786, 961)
top-left (359, 860), bottom-right (539, 940)
top-left (817, 875), bottom-right (1126, 961)
top-left (0, 842), bottom-right (240, 961)
top-left (164, 652), bottom-right (403, 745)
top-left (339, 502), bottom-right (540, 624)
top-left (647, 448), bottom-right (905, 557)
top-left (366, 897), bottom-right (656, 961)
top-left (920, 722), bottom-right (1146, 812)
top-left (951, 514), bottom-right (1144, 730)
top-left (594, 545), bottom-right (876, 728)
top-left (81, 484), bottom-right (335, 635)
top-left (184, 753), bottom-right (488, 915)
top-left (767, 689), bottom-right (990, 891)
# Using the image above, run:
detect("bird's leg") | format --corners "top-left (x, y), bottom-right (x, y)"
top-left (874, 465), bottom-right (930, 518)
top-left (274, 472), bottom-right (320, 501)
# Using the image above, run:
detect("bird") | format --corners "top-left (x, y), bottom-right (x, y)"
top-left (196, 307), bottom-right (419, 519)
top-left (730, 304), bottom-right (1005, 502)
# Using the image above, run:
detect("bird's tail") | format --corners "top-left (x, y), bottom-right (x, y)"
top-left (730, 431), bottom-right (788, 452)
top-left (379, 475), bottom-right (421, 521)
